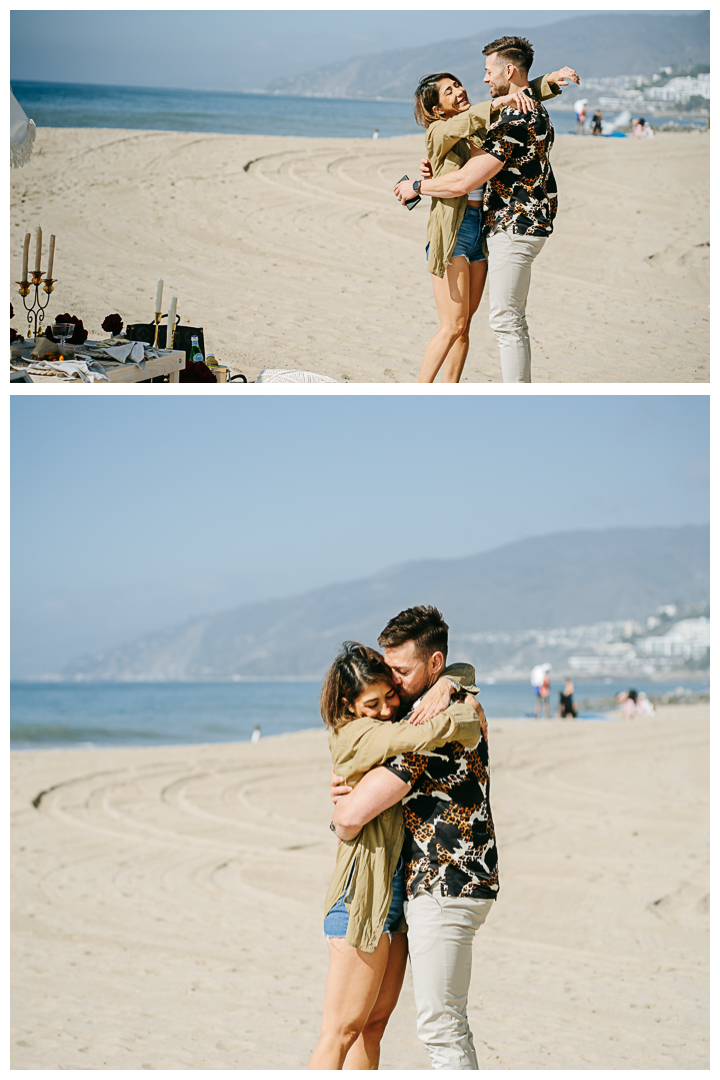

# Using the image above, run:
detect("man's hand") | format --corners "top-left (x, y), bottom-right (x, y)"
top-left (419, 158), bottom-right (433, 181)
top-left (405, 676), bottom-right (454, 726)
top-left (393, 178), bottom-right (416, 205)
top-left (549, 66), bottom-right (580, 87)
top-left (330, 769), bottom-right (352, 804)
top-left (466, 695), bottom-right (488, 744)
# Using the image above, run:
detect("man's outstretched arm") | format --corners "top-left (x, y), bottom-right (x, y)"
top-left (394, 150), bottom-right (504, 204)
top-left (333, 766), bottom-right (410, 841)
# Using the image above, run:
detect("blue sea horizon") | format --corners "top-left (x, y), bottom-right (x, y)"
top-left (12, 79), bottom-right (707, 140)
top-left (10, 678), bottom-right (708, 750)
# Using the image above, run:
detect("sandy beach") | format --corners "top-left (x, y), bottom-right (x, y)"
top-left (10, 127), bottom-right (708, 383)
top-left (11, 703), bottom-right (708, 1069)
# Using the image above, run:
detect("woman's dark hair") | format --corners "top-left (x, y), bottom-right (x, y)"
top-left (413, 72), bottom-right (463, 129)
top-left (320, 642), bottom-right (395, 733)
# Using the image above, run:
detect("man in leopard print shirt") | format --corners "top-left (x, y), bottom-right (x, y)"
top-left (396, 37), bottom-right (579, 384)
top-left (332, 606), bottom-right (496, 1070)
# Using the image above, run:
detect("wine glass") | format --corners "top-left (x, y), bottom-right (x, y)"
top-left (52, 323), bottom-right (74, 350)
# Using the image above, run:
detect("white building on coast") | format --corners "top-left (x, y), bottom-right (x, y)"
top-left (645, 74), bottom-right (710, 103)
top-left (636, 617), bottom-right (710, 658)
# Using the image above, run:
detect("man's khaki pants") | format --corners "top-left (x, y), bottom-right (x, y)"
top-left (405, 883), bottom-right (494, 1070)
top-left (486, 227), bottom-right (547, 383)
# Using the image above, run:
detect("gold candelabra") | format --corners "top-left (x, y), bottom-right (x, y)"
top-left (17, 270), bottom-right (56, 339)
top-left (152, 310), bottom-right (178, 349)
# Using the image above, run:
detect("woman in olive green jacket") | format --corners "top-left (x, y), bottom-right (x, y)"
top-left (412, 68), bottom-right (574, 383)
top-left (308, 643), bottom-right (481, 1070)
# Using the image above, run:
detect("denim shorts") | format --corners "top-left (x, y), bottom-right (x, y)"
top-left (451, 205), bottom-right (486, 262)
top-left (324, 857), bottom-right (405, 940)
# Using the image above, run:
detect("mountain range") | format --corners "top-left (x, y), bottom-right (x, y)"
top-left (62, 525), bottom-right (709, 681)
top-left (266, 11), bottom-right (710, 102)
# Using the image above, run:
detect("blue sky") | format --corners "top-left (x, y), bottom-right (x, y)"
top-left (11, 395), bottom-right (709, 677)
top-left (11, 9), bottom-right (613, 92)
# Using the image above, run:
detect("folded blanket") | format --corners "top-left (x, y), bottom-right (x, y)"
top-left (23, 358), bottom-right (110, 383)
top-left (256, 368), bottom-right (338, 383)
top-left (76, 340), bottom-right (153, 369)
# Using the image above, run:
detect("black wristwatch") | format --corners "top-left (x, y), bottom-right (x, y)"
top-left (413, 180), bottom-right (422, 196)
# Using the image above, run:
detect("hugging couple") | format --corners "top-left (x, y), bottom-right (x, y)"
top-left (394, 35), bottom-right (579, 384)
top-left (309, 606), bottom-right (496, 1070)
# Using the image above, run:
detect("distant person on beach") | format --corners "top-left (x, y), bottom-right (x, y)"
top-left (309, 640), bottom-right (481, 1069)
top-left (617, 688), bottom-right (639, 718)
top-left (250, 725), bottom-right (261, 743)
top-left (559, 677), bottom-right (577, 718)
top-left (535, 671), bottom-right (551, 718)
top-left (574, 98), bottom-right (587, 134)
top-left (372, 128), bottom-right (379, 139)
top-left (329, 606), bottom-right (496, 1069)
top-left (632, 117), bottom-right (654, 139)
top-left (394, 38), bottom-right (580, 383)
top-left (591, 110), bottom-right (603, 135)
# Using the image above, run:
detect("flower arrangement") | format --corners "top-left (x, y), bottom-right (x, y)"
top-left (179, 360), bottom-right (217, 383)
top-left (101, 313), bottom-right (124, 336)
top-left (46, 313), bottom-right (88, 345)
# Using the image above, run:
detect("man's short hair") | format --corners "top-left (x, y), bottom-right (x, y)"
top-left (483, 35), bottom-right (534, 73)
top-left (377, 605), bottom-right (449, 662)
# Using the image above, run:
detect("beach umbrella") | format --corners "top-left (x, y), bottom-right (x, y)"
top-left (530, 663), bottom-right (551, 687)
top-left (11, 88), bottom-right (36, 168)
top-left (574, 98), bottom-right (589, 114)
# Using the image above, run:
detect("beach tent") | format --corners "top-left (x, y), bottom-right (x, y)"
top-left (603, 109), bottom-right (631, 136)
top-left (11, 88), bottom-right (36, 168)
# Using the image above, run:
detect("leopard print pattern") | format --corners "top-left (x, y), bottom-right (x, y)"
top-left (482, 87), bottom-right (557, 238)
top-left (384, 738), bottom-right (499, 901)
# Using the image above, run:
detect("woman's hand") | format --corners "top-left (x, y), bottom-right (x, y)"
top-left (405, 676), bottom-right (454, 726)
top-left (549, 66), bottom-right (580, 87)
top-left (419, 157), bottom-right (434, 181)
top-left (330, 769), bottom-right (352, 804)
top-left (466, 695), bottom-right (488, 744)
top-left (494, 90), bottom-right (538, 113)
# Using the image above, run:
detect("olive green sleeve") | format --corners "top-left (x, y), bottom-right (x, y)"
top-left (444, 662), bottom-right (479, 695)
top-left (530, 73), bottom-right (562, 103)
top-left (343, 703), bottom-right (481, 779)
top-left (425, 101), bottom-right (494, 171)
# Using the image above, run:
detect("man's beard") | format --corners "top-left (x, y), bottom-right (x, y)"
top-left (398, 677), bottom-right (433, 708)
top-left (490, 78), bottom-right (510, 98)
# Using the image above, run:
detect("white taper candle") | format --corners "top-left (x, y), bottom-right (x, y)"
top-left (167, 296), bottom-right (177, 348)
top-left (34, 226), bottom-right (42, 273)
top-left (22, 233), bottom-right (31, 281)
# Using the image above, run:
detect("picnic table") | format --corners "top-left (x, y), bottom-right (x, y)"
top-left (10, 343), bottom-right (186, 384)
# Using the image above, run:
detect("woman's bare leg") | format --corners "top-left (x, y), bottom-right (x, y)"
top-left (442, 259), bottom-right (488, 383)
top-left (418, 257), bottom-right (471, 383)
top-left (344, 932), bottom-right (408, 1070)
top-left (308, 935), bottom-right (391, 1070)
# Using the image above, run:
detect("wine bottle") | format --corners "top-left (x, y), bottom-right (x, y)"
top-left (189, 334), bottom-right (204, 364)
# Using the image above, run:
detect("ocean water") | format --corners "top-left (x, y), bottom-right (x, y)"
top-left (10, 678), bottom-right (708, 750)
top-left (11, 80), bottom-right (427, 139)
top-left (13, 79), bottom-right (702, 139)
